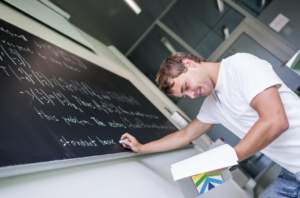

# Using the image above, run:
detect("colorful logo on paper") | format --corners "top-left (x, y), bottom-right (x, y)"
top-left (192, 173), bottom-right (224, 195)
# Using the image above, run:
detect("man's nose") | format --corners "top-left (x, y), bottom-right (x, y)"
top-left (188, 91), bottom-right (195, 99)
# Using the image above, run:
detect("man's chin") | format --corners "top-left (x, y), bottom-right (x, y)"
top-left (206, 91), bottom-right (213, 96)
top-left (201, 90), bottom-right (212, 97)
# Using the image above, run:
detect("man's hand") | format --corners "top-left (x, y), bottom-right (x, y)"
top-left (121, 133), bottom-right (143, 153)
top-left (120, 118), bottom-right (214, 154)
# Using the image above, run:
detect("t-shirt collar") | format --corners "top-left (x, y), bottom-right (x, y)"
top-left (214, 61), bottom-right (223, 91)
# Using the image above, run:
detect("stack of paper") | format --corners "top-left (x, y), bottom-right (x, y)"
top-left (171, 144), bottom-right (238, 181)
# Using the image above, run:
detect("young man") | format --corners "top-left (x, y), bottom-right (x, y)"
top-left (121, 52), bottom-right (300, 197)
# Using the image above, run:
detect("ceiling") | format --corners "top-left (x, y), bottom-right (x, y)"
top-left (50, 0), bottom-right (173, 54)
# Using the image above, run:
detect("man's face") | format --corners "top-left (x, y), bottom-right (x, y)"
top-left (170, 60), bottom-right (214, 99)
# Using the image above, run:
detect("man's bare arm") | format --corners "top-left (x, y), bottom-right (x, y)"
top-left (121, 118), bottom-right (214, 153)
top-left (204, 86), bottom-right (289, 175)
top-left (234, 85), bottom-right (289, 162)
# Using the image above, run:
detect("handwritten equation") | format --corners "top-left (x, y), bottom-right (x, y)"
top-left (0, 22), bottom-right (177, 154)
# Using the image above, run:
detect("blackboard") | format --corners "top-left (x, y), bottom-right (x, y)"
top-left (0, 18), bottom-right (178, 175)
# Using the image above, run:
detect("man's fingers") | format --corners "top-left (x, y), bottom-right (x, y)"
top-left (121, 133), bottom-right (135, 141)
top-left (123, 140), bottom-right (132, 149)
top-left (121, 133), bottom-right (129, 140)
top-left (123, 139), bottom-right (133, 146)
top-left (122, 142), bottom-right (131, 149)
top-left (120, 133), bottom-right (140, 152)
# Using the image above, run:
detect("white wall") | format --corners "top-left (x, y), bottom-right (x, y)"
top-left (0, 2), bottom-right (204, 198)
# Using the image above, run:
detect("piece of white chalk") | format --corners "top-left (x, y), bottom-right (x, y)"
top-left (119, 140), bottom-right (124, 144)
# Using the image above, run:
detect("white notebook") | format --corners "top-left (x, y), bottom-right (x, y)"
top-left (171, 144), bottom-right (238, 181)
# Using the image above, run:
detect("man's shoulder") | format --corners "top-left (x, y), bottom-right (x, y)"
top-left (222, 53), bottom-right (268, 75)
top-left (223, 53), bottom-right (257, 65)
top-left (231, 53), bottom-right (256, 59)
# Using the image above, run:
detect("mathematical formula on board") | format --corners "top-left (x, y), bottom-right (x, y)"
top-left (0, 28), bottom-right (175, 147)
top-left (0, 18), bottom-right (177, 168)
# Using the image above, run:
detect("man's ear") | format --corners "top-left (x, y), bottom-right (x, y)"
top-left (182, 59), bottom-right (194, 68)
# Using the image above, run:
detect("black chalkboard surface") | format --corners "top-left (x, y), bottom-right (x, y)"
top-left (0, 19), bottom-right (177, 170)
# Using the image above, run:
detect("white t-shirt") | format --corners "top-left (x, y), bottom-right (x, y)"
top-left (197, 53), bottom-right (300, 174)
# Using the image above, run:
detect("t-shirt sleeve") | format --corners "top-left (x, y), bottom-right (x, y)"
top-left (230, 53), bottom-right (283, 105)
top-left (197, 96), bottom-right (219, 124)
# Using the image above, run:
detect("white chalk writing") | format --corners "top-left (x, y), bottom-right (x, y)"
top-left (60, 136), bottom-right (98, 147)
top-left (90, 117), bottom-right (106, 126)
top-left (96, 137), bottom-right (116, 145)
top-left (0, 26), bottom-right (28, 41)
top-left (62, 116), bottom-right (93, 126)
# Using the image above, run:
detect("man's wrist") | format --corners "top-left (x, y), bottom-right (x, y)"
top-left (138, 144), bottom-right (145, 153)
top-left (233, 146), bottom-right (242, 162)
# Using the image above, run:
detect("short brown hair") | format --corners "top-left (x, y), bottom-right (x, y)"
top-left (156, 52), bottom-right (206, 95)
